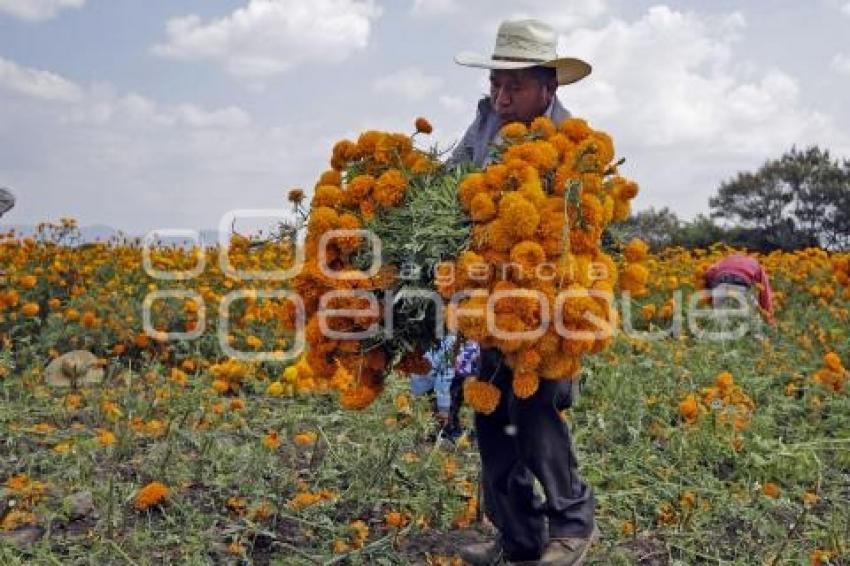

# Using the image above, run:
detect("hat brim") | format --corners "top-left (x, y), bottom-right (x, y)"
top-left (454, 52), bottom-right (591, 85)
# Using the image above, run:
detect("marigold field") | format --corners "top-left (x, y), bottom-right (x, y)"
top-left (1, 225), bottom-right (849, 564)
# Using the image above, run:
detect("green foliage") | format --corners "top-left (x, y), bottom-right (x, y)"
top-left (710, 146), bottom-right (850, 250)
top-left (352, 164), bottom-right (473, 356)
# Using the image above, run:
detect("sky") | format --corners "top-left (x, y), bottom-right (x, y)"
top-left (1, 0), bottom-right (849, 235)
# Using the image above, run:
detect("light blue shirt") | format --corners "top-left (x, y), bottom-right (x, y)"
top-left (447, 95), bottom-right (571, 169)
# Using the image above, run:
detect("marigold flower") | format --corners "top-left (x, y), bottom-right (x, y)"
top-left (810, 550), bottom-right (832, 566)
top-left (623, 239), bottom-right (649, 263)
top-left (620, 263), bottom-right (650, 297)
top-left (340, 383), bottom-right (382, 410)
top-left (762, 482), bottom-right (780, 498)
top-left (331, 139), bottom-right (356, 170)
top-left (384, 510), bottom-right (409, 528)
top-left (509, 240), bottom-right (546, 279)
top-left (529, 116), bottom-right (556, 137)
top-left (679, 394), bottom-right (700, 423)
top-left (19, 274), bottom-right (37, 289)
top-left (512, 371), bottom-right (539, 399)
top-left (80, 311), bottom-right (98, 328)
top-left (312, 185), bottom-right (344, 208)
top-left (470, 192), bottom-right (497, 222)
top-left (503, 140), bottom-right (559, 171)
top-left (824, 352), bottom-right (843, 372)
top-left (374, 169), bottom-right (407, 208)
top-left (134, 481), bottom-right (169, 511)
top-left (287, 188), bottom-right (305, 204)
top-left (266, 381), bottom-right (284, 396)
top-left (500, 122), bottom-right (528, 139)
top-left (559, 117), bottom-right (592, 142)
top-left (263, 431), bottom-right (281, 450)
top-left (318, 169), bottom-right (342, 187)
top-left (715, 371), bottom-right (735, 392)
top-left (347, 175), bottom-right (375, 201)
top-left (463, 378), bottom-right (501, 414)
top-left (498, 193), bottom-right (539, 239)
top-left (21, 302), bottom-right (40, 317)
top-left (96, 429), bottom-right (117, 447)
top-left (294, 431), bottom-right (318, 446)
top-left (1, 511), bottom-right (37, 531)
top-left (414, 117), bottom-right (433, 134)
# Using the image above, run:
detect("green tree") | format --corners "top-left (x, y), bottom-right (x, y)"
top-left (709, 146), bottom-right (850, 250)
top-left (615, 206), bottom-right (681, 250)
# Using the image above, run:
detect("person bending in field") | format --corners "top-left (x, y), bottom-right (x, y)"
top-left (704, 254), bottom-right (775, 326)
top-left (448, 18), bottom-right (599, 566)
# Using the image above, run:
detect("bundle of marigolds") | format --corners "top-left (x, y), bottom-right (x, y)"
top-left (288, 115), bottom-right (639, 412)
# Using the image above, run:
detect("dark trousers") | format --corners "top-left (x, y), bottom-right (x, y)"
top-left (475, 348), bottom-right (595, 562)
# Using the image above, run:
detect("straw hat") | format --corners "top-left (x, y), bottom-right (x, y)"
top-left (44, 350), bottom-right (104, 387)
top-left (454, 19), bottom-right (591, 85)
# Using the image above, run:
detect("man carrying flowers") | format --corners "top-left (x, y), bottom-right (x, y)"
top-left (449, 18), bottom-right (599, 566)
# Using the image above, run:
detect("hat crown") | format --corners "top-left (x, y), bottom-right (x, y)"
top-left (492, 19), bottom-right (558, 62)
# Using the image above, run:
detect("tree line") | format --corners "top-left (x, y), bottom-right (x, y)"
top-left (616, 146), bottom-right (850, 252)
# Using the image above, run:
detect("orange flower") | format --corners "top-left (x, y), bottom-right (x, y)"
top-left (96, 429), bottom-right (117, 447)
top-left (500, 122), bottom-right (528, 139)
top-left (762, 482), bottom-right (780, 498)
top-left (134, 481), bottom-right (170, 511)
top-left (414, 117), bottom-right (433, 134)
top-left (384, 510), bottom-right (409, 528)
top-left (715, 371), bottom-right (734, 393)
top-left (19, 274), bottom-right (38, 289)
top-left (679, 394), bottom-right (699, 423)
top-left (463, 379), bottom-right (501, 414)
top-left (374, 169), bottom-right (407, 208)
top-left (559, 117), bottom-right (592, 142)
top-left (623, 239), bottom-right (649, 262)
top-left (287, 188), bottom-right (305, 204)
top-left (317, 169), bottom-right (342, 187)
top-left (470, 192), bottom-right (497, 222)
top-left (512, 371), bottom-right (539, 399)
top-left (824, 352), bottom-right (843, 372)
top-left (263, 431), bottom-right (281, 450)
top-left (21, 302), bottom-right (40, 317)
top-left (294, 431), bottom-right (318, 446)
top-left (529, 116), bottom-right (556, 137)
top-left (347, 174), bottom-right (375, 200)
top-left (340, 383), bottom-right (382, 410)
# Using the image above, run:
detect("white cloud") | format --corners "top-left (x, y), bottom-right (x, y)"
top-left (559, 7), bottom-right (828, 148)
top-left (506, 0), bottom-right (607, 29)
top-left (0, 56), bottom-right (250, 129)
top-left (0, 0), bottom-right (84, 21)
top-left (832, 53), bottom-right (850, 76)
top-left (411, 0), bottom-right (458, 16)
top-left (438, 94), bottom-right (465, 113)
top-left (151, 0), bottom-right (382, 78)
top-left (373, 67), bottom-right (444, 101)
top-left (0, 56), bottom-right (282, 233)
top-left (842, 1), bottom-right (850, 16)
top-left (63, 91), bottom-right (251, 131)
top-left (554, 5), bottom-right (846, 217)
top-left (0, 56), bottom-right (83, 101)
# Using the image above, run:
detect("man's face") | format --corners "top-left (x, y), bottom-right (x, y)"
top-left (489, 68), bottom-right (554, 124)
